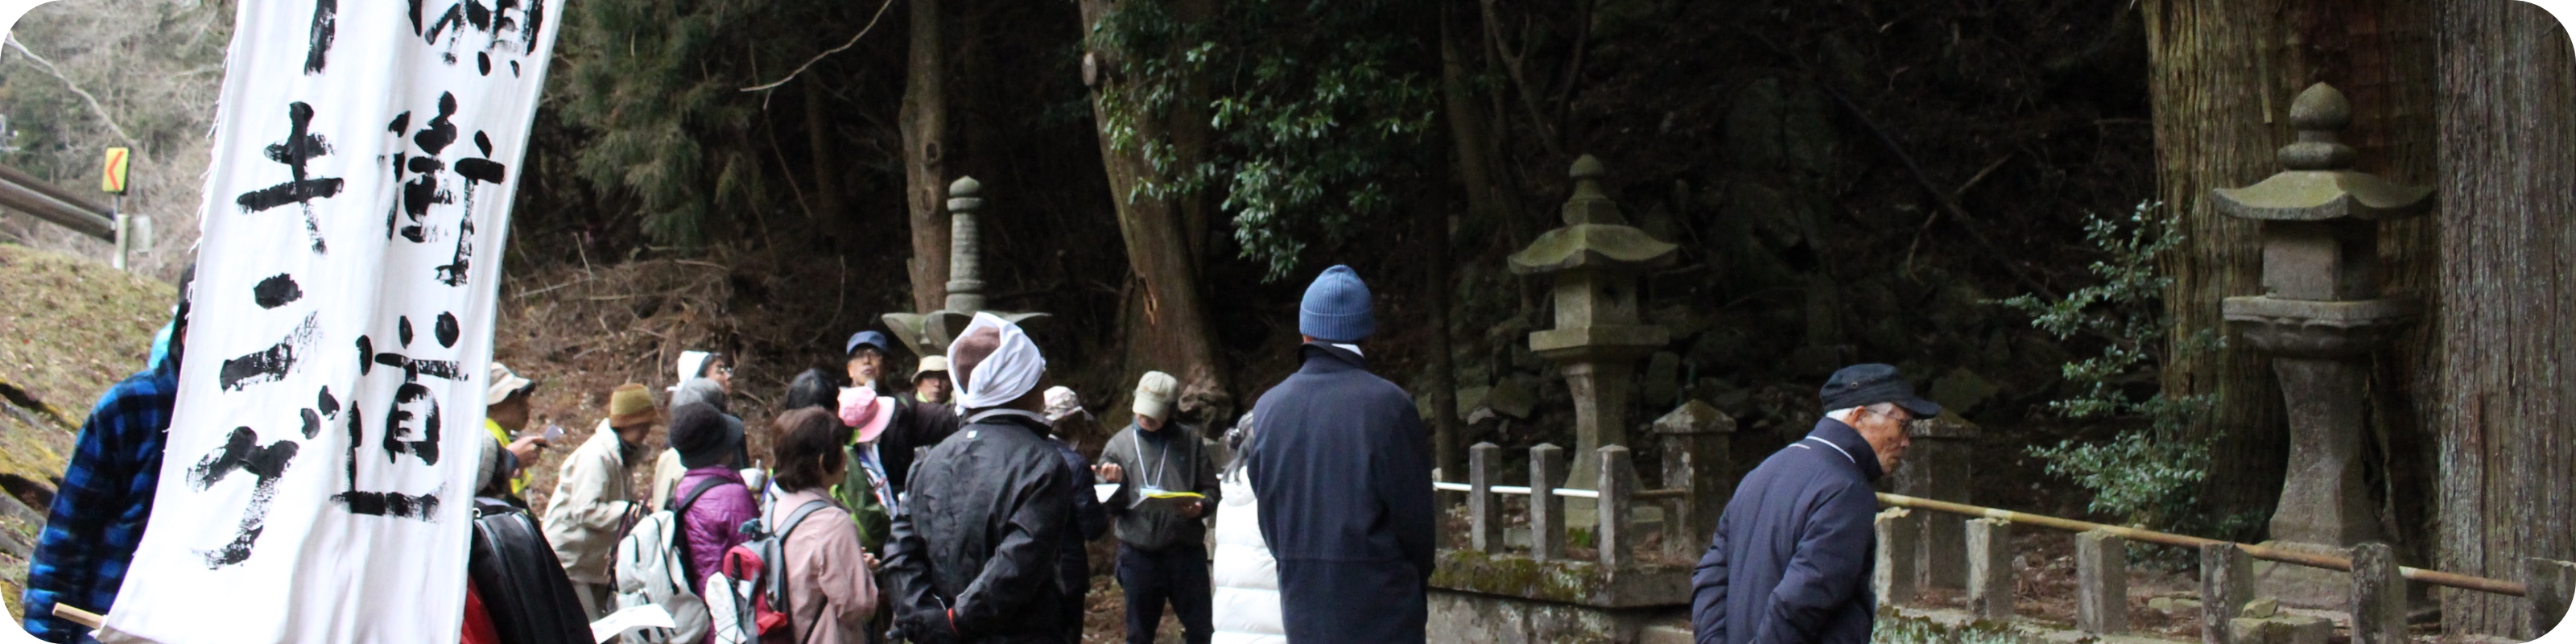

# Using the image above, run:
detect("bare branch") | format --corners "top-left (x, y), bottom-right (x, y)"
top-left (3, 35), bottom-right (138, 147)
top-left (739, 0), bottom-right (898, 92)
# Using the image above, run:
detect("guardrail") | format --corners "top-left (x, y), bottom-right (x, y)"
top-left (1872, 492), bottom-right (2573, 643)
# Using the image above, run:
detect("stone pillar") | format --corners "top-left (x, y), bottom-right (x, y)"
top-left (1467, 442), bottom-right (1501, 553)
top-left (2201, 543), bottom-right (2255, 644)
top-left (1595, 445), bottom-right (1637, 570)
top-left (1509, 155), bottom-right (1678, 526)
top-left (2077, 530), bottom-right (2128, 634)
top-left (1655, 401), bottom-right (1735, 561)
top-left (943, 175), bottom-right (986, 315)
top-left (1874, 508), bottom-right (1918, 606)
top-left (1894, 415), bottom-right (1979, 589)
top-left (1529, 444), bottom-right (1567, 561)
top-left (1966, 518), bottom-right (2013, 621)
top-left (2211, 83), bottom-right (2432, 609)
top-left (2526, 557), bottom-right (2575, 640)
top-left (2348, 543), bottom-right (2405, 644)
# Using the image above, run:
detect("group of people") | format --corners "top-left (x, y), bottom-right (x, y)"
top-left (20, 258), bottom-right (1942, 644)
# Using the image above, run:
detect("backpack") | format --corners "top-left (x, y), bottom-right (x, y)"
top-left (613, 477), bottom-right (733, 644)
top-left (467, 497), bottom-right (593, 644)
top-left (707, 498), bottom-right (832, 644)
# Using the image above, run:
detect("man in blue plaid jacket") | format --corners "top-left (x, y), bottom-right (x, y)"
top-left (20, 274), bottom-right (188, 643)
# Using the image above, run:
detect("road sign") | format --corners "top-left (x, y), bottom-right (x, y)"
top-left (101, 147), bottom-right (130, 193)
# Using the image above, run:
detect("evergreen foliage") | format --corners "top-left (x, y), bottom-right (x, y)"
top-left (1999, 201), bottom-right (2233, 535)
top-left (1092, 0), bottom-right (1438, 281)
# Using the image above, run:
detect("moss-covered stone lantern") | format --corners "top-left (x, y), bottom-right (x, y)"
top-left (885, 176), bottom-right (1048, 357)
top-left (2212, 82), bottom-right (2432, 608)
top-left (1509, 155), bottom-right (1678, 522)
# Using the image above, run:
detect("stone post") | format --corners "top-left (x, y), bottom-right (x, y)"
top-left (1530, 444), bottom-right (1567, 561)
top-left (1596, 445), bottom-right (1637, 570)
top-left (2201, 543), bottom-right (2255, 644)
top-left (1654, 401), bottom-right (1735, 562)
top-left (2348, 543), bottom-right (2405, 644)
top-left (1894, 415), bottom-right (1979, 589)
top-left (2077, 530), bottom-right (2128, 635)
top-left (2211, 83), bottom-right (2433, 609)
top-left (1509, 155), bottom-right (1678, 526)
top-left (2524, 557), bottom-right (2574, 640)
top-left (943, 175), bottom-right (986, 315)
top-left (1468, 442), bottom-right (1501, 553)
top-left (1966, 518), bottom-right (2013, 621)
top-left (1874, 508), bottom-right (1918, 606)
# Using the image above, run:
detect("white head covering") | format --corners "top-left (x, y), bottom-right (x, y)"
top-left (949, 312), bottom-right (1045, 411)
top-left (671, 350), bottom-right (712, 393)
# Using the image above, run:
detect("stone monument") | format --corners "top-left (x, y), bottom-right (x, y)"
top-left (2210, 82), bottom-right (2432, 608)
top-left (1509, 155), bottom-right (1678, 523)
top-left (884, 176), bottom-right (1048, 356)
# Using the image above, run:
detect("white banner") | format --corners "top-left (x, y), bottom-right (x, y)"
top-left (99, 0), bottom-right (560, 638)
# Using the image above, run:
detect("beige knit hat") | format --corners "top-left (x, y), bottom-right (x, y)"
top-left (1132, 371), bottom-right (1179, 421)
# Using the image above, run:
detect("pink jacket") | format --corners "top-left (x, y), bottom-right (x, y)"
top-left (773, 488), bottom-right (879, 644)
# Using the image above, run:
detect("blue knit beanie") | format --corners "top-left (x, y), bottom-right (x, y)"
top-left (1299, 265), bottom-right (1375, 342)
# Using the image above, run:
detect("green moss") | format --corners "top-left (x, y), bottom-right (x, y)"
top-left (1429, 548), bottom-right (1609, 604)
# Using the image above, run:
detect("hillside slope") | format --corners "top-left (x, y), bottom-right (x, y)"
top-left (0, 243), bottom-right (174, 621)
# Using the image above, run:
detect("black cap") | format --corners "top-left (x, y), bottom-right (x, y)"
top-left (669, 402), bottom-right (743, 469)
top-left (1819, 364), bottom-right (1942, 417)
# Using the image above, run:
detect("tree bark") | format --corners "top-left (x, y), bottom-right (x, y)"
top-left (805, 87), bottom-right (845, 238)
top-left (899, 0), bottom-right (955, 314)
top-left (1078, 0), bottom-right (1227, 400)
top-left (2433, 1), bottom-right (2576, 635)
top-left (2141, 0), bottom-right (2296, 538)
top-left (1430, 0), bottom-right (1497, 482)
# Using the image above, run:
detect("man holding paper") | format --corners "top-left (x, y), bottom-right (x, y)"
top-left (1093, 370), bottom-right (1220, 644)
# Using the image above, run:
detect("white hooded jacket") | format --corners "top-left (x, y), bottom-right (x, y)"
top-left (1210, 460), bottom-right (1285, 644)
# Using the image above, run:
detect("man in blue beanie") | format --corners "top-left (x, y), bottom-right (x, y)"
top-left (1244, 265), bottom-right (1436, 643)
top-left (1691, 363), bottom-right (1938, 644)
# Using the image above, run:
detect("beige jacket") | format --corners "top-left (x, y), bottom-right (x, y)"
top-left (648, 448), bottom-right (685, 512)
top-left (773, 488), bottom-right (879, 644)
top-left (540, 421), bottom-right (637, 584)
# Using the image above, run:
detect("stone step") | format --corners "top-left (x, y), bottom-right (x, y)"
top-left (1639, 624), bottom-right (1694, 644)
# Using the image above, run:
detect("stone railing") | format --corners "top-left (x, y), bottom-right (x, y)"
top-left (1874, 493), bottom-right (2573, 644)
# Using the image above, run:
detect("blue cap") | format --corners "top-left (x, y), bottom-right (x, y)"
top-left (1299, 265), bottom-right (1375, 343)
top-left (844, 330), bottom-right (892, 357)
top-left (1819, 364), bottom-right (1942, 417)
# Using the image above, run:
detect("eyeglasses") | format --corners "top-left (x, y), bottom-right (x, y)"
top-left (1861, 406), bottom-right (1913, 423)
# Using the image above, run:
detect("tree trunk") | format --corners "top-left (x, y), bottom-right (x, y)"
top-left (2140, 0), bottom-right (2296, 538)
top-left (1078, 0), bottom-right (1227, 400)
top-left (805, 87), bottom-right (845, 238)
top-left (899, 0), bottom-right (955, 314)
top-left (1431, 0), bottom-right (1496, 482)
top-left (2432, 1), bottom-right (2576, 636)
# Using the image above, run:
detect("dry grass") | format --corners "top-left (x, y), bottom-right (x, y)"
top-left (0, 243), bottom-right (175, 621)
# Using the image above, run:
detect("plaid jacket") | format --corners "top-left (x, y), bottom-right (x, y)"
top-left (21, 359), bottom-right (177, 643)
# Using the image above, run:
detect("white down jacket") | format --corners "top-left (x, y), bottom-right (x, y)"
top-left (1210, 463), bottom-right (1286, 644)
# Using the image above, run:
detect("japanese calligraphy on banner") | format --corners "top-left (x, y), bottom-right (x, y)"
top-left (97, 0), bottom-right (559, 638)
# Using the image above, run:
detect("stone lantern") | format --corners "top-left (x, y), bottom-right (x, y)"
top-left (1509, 155), bottom-right (1678, 522)
top-left (2211, 82), bottom-right (2432, 607)
top-left (885, 176), bottom-right (1048, 357)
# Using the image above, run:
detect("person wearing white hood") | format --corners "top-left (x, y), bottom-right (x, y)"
top-left (1209, 421), bottom-right (1285, 644)
top-left (650, 350), bottom-right (748, 512)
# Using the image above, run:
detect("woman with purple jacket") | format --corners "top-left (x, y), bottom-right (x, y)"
top-left (666, 402), bottom-right (759, 642)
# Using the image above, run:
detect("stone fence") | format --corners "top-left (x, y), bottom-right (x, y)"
top-left (1874, 493), bottom-right (2574, 644)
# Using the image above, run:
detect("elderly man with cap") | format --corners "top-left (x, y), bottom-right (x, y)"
top-left (542, 383), bottom-right (659, 620)
top-left (1042, 386), bottom-right (1111, 644)
top-left (1095, 371), bottom-right (1221, 644)
top-left (881, 313), bottom-right (1076, 644)
top-left (1691, 364), bottom-right (1938, 644)
top-left (1243, 265), bottom-right (1436, 644)
top-left (844, 330), bottom-right (894, 395)
top-left (485, 362), bottom-right (545, 500)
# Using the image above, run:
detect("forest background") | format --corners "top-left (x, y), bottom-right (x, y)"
top-left (2, 0), bottom-right (2570, 636)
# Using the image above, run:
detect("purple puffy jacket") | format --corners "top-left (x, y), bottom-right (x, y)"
top-left (672, 465), bottom-right (758, 633)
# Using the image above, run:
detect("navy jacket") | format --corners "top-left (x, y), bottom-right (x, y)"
top-left (1245, 343), bottom-right (1436, 643)
top-left (1693, 418), bottom-right (1885, 644)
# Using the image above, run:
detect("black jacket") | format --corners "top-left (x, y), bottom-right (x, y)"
top-left (1692, 418), bottom-right (1885, 644)
top-left (1099, 420), bottom-right (1221, 551)
top-left (1245, 343), bottom-right (1436, 643)
top-left (1051, 436), bottom-right (1110, 600)
top-left (880, 397), bottom-right (961, 493)
top-left (882, 409), bottom-right (1073, 644)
